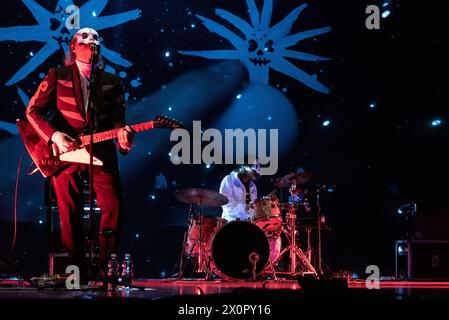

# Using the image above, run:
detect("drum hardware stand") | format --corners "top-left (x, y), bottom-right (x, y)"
top-left (175, 204), bottom-right (209, 279)
top-left (249, 252), bottom-right (259, 281)
top-left (174, 204), bottom-right (194, 279)
top-left (272, 183), bottom-right (318, 278)
top-left (174, 231), bottom-right (188, 279)
top-left (314, 187), bottom-right (330, 276)
top-left (174, 201), bottom-right (212, 280)
top-left (196, 195), bottom-right (210, 277)
top-left (263, 253), bottom-right (279, 281)
top-left (250, 251), bottom-right (278, 282)
top-left (305, 226), bottom-right (312, 262)
top-left (197, 196), bottom-right (216, 281)
top-left (316, 192), bottom-right (323, 276)
top-left (272, 210), bottom-right (317, 278)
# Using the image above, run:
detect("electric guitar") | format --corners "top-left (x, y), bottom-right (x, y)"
top-left (16, 115), bottom-right (183, 178)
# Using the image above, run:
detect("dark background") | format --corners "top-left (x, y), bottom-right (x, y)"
top-left (0, 0), bottom-right (448, 278)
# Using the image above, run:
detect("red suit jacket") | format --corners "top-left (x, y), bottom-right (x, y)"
top-left (25, 63), bottom-right (128, 173)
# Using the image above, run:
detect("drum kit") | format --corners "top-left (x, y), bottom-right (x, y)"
top-left (174, 171), bottom-right (329, 281)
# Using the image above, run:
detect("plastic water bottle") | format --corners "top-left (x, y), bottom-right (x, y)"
top-left (121, 253), bottom-right (134, 287)
top-left (107, 253), bottom-right (119, 288)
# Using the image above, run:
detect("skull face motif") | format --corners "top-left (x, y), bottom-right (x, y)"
top-left (180, 1), bottom-right (331, 92)
top-left (75, 28), bottom-right (100, 47)
top-left (247, 30), bottom-right (274, 67)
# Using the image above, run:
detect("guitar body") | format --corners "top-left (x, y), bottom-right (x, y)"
top-left (16, 119), bottom-right (67, 178)
top-left (17, 115), bottom-right (183, 178)
top-left (59, 148), bottom-right (103, 166)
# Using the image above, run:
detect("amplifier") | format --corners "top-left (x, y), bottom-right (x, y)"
top-left (413, 214), bottom-right (449, 240)
top-left (395, 240), bottom-right (449, 280)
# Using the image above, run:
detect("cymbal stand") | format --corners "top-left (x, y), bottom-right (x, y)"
top-left (272, 183), bottom-right (318, 278)
top-left (305, 226), bottom-right (312, 262)
top-left (316, 191), bottom-right (324, 276)
top-left (175, 204), bottom-right (194, 279)
top-left (196, 194), bottom-right (207, 274)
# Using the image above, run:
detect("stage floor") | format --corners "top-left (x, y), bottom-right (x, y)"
top-left (1, 279), bottom-right (449, 301)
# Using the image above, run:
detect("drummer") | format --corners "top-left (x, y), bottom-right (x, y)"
top-left (219, 160), bottom-right (281, 262)
top-left (219, 161), bottom-right (259, 222)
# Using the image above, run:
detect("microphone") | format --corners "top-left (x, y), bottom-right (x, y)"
top-left (90, 43), bottom-right (98, 54)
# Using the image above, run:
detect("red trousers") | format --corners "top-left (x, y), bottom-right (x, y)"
top-left (51, 164), bottom-right (124, 269)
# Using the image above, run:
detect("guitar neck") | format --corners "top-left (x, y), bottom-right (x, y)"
top-left (81, 121), bottom-right (154, 145)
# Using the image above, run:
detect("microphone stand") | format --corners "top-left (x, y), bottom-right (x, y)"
top-left (314, 185), bottom-right (328, 277)
top-left (316, 191), bottom-right (323, 276)
top-left (87, 45), bottom-right (98, 271)
top-left (83, 46), bottom-right (142, 290)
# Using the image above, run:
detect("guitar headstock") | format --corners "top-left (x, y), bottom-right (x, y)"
top-left (154, 115), bottom-right (184, 130)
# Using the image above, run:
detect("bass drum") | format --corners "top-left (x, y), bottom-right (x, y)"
top-left (209, 221), bottom-right (270, 280)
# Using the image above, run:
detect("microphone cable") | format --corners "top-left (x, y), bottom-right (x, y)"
top-left (8, 151), bottom-right (27, 257)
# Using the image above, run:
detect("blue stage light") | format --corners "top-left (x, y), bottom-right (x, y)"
top-left (322, 120), bottom-right (330, 127)
top-left (431, 119), bottom-right (442, 127)
top-left (206, 164), bottom-right (211, 169)
top-left (382, 1), bottom-right (390, 7)
top-left (165, 51), bottom-right (171, 58)
top-left (398, 245), bottom-right (407, 255)
top-left (382, 10), bottom-right (391, 18)
top-left (369, 102), bottom-right (377, 109)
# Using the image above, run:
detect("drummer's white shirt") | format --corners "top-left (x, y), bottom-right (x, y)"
top-left (219, 171), bottom-right (257, 221)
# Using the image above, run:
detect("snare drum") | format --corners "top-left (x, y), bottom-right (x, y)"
top-left (248, 197), bottom-right (282, 232)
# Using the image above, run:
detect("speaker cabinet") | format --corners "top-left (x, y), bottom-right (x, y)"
top-left (395, 240), bottom-right (449, 280)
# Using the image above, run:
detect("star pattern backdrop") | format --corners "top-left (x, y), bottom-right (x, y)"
top-left (0, 0), bottom-right (447, 277)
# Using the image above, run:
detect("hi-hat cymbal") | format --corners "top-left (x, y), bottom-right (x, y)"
top-left (175, 188), bottom-right (229, 207)
top-left (274, 171), bottom-right (314, 188)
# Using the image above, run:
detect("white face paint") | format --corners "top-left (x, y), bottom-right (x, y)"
top-left (75, 28), bottom-right (100, 47)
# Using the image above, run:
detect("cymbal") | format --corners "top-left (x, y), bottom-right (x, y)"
top-left (175, 188), bottom-right (228, 207)
top-left (274, 171), bottom-right (314, 188)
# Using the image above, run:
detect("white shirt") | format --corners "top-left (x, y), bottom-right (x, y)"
top-left (219, 171), bottom-right (257, 221)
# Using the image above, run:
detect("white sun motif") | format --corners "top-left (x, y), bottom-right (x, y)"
top-left (180, 0), bottom-right (331, 94)
top-left (0, 0), bottom-right (141, 86)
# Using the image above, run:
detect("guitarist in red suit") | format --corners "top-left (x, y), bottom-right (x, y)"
top-left (25, 28), bottom-right (134, 281)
